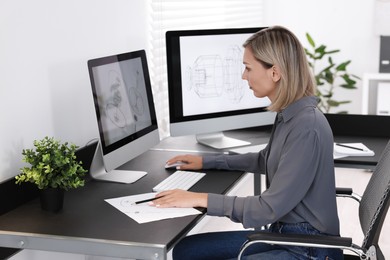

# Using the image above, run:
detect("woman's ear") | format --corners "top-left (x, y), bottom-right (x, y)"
top-left (271, 65), bottom-right (281, 83)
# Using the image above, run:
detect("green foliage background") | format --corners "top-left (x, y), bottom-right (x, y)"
top-left (305, 33), bottom-right (360, 114)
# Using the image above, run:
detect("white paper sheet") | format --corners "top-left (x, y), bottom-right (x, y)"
top-left (334, 143), bottom-right (375, 157)
top-left (229, 142), bottom-right (375, 159)
top-left (105, 192), bottom-right (202, 224)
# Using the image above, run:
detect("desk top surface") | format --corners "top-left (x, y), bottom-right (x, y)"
top-left (0, 149), bottom-right (244, 255)
top-left (156, 127), bottom-right (388, 168)
top-left (0, 125), bottom-right (388, 258)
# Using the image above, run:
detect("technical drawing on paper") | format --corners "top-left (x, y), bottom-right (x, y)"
top-left (120, 198), bottom-right (135, 208)
top-left (186, 45), bottom-right (245, 103)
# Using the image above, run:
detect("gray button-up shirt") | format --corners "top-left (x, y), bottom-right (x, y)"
top-left (204, 96), bottom-right (340, 235)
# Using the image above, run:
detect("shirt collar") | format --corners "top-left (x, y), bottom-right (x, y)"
top-left (278, 96), bottom-right (319, 123)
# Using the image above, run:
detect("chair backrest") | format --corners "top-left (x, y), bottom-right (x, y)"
top-left (359, 140), bottom-right (390, 254)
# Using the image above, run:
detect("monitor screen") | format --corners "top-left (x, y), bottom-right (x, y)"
top-left (166, 27), bottom-right (275, 149)
top-left (87, 50), bottom-right (160, 183)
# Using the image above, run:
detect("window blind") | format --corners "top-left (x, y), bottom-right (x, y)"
top-left (148, 0), bottom-right (265, 138)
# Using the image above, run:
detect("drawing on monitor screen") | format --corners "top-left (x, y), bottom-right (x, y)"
top-left (225, 45), bottom-right (245, 103)
top-left (106, 70), bottom-right (127, 128)
top-left (103, 69), bottom-right (137, 137)
top-left (128, 70), bottom-right (145, 118)
top-left (106, 69), bottom-right (146, 129)
top-left (186, 45), bottom-right (245, 104)
top-left (97, 65), bottom-right (149, 146)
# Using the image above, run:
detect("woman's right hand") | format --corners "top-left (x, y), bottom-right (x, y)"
top-left (165, 154), bottom-right (203, 170)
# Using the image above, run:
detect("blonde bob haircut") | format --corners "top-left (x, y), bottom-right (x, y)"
top-left (243, 26), bottom-right (316, 112)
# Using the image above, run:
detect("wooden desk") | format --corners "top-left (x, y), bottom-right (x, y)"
top-left (0, 149), bottom-right (244, 259)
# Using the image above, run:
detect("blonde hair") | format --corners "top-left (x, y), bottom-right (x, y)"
top-left (243, 26), bottom-right (316, 112)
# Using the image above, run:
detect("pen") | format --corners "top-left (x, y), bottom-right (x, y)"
top-left (133, 197), bottom-right (158, 205)
top-left (336, 143), bottom-right (365, 151)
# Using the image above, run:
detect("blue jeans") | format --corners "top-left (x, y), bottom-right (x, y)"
top-left (172, 222), bottom-right (343, 260)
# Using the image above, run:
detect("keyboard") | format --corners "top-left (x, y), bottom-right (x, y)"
top-left (152, 170), bottom-right (206, 192)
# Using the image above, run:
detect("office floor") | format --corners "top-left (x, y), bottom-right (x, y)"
top-left (10, 168), bottom-right (389, 260)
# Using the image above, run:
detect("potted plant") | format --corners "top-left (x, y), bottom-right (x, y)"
top-left (305, 33), bottom-right (360, 114)
top-left (15, 136), bottom-right (87, 212)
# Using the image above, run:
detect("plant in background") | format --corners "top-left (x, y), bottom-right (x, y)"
top-left (15, 136), bottom-right (87, 190)
top-left (305, 33), bottom-right (360, 114)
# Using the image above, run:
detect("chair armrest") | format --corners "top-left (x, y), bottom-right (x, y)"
top-left (336, 187), bottom-right (362, 202)
top-left (238, 232), bottom-right (365, 260)
top-left (336, 187), bottom-right (353, 195)
top-left (246, 232), bottom-right (352, 247)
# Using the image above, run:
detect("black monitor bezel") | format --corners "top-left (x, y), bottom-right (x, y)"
top-left (87, 50), bottom-right (158, 155)
top-left (166, 27), bottom-right (268, 124)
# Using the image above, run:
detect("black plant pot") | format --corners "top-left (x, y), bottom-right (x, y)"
top-left (39, 188), bottom-right (64, 213)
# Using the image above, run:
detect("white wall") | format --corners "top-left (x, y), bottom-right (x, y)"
top-left (1, 0), bottom-right (380, 183)
top-left (2, 2), bottom-right (148, 258)
top-left (0, 0), bottom-right (148, 183)
top-left (263, 0), bottom-right (379, 114)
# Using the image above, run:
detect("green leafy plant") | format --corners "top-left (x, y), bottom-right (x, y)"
top-left (15, 136), bottom-right (87, 190)
top-left (305, 33), bottom-right (360, 114)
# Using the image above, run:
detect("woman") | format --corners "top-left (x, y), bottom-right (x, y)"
top-left (152, 26), bottom-right (342, 259)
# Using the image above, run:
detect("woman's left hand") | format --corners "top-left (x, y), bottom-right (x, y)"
top-left (150, 189), bottom-right (208, 208)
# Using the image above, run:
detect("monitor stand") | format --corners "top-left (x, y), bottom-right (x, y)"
top-left (196, 132), bottom-right (250, 149)
top-left (89, 143), bottom-right (147, 184)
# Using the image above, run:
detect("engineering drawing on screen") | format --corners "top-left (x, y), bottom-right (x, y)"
top-left (93, 58), bottom-right (151, 146)
top-left (180, 34), bottom-right (268, 117)
top-left (186, 45), bottom-right (244, 104)
top-left (105, 70), bottom-right (128, 129)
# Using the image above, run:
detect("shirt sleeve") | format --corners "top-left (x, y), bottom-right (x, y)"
top-left (202, 148), bottom-right (268, 174)
top-left (207, 128), bottom-right (322, 229)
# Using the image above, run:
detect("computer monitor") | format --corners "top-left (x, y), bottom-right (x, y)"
top-left (166, 27), bottom-right (275, 149)
top-left (87, 50), bottom-right (160, 183)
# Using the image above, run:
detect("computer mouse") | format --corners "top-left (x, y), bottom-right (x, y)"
top-left (164, 161), bottom-right (187, 169)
